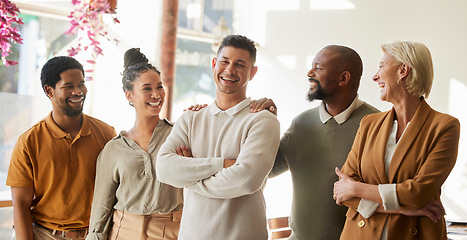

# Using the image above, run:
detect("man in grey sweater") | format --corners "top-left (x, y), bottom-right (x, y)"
top-left (268, 45), bottom-right (379, 239)
top-left (156, 35), bottom-right (280, 240)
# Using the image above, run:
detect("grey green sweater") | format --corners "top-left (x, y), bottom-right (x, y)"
top-left (270, 101), bottom-right (379, 240)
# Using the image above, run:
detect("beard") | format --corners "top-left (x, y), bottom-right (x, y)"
top-left (60, 97), bottom-right (85, 117)
top-left (63, 106), bottom-right (83, 117)
top-left (306, 78), bottom-right (326, 102)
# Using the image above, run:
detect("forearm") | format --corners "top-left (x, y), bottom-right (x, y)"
top-left (13, 206), bottom-right (33, 240)
top-left (11, 187), bottom-right (34, 240)
top-left (352, 182), bottom-right (382, 204)
top-left (188, 158), bottom-right (274, 198)
top-left (89, 156), bottom-right (119, 237)
top-left (157, 152), bottom-right (225, 187)
top-left (88, 193), bottom-right (116, 237)
top-left (188, 117), bottom-right (280, 198)
top-left (268, 149), bottom-right (289, 178)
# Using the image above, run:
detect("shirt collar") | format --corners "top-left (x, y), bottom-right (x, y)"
top-left (319, 94), bottom-right (363, 124)
top-left (210, 97), bottom-right (251, 116)
top-left (45, 111), bottom-right (90, 138)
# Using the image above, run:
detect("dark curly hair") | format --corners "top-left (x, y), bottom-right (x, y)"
top-left (122, 48), bottom-right (160, 92)
top-left (40, 56), bottom-right (84, 94)
top-left (216, 34), bottom-right (257, 65)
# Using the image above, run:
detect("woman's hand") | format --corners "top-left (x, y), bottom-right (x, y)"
top-left (176, 145), bottom-right (192, 157)
top-left (333, 167), bottom-right (356, 205)
top-left (399, 199), bottom-right (445, 223)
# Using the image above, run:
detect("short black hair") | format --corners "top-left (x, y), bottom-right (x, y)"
top-left (324, 45), bottom-right (363, 91)
top-left (40, 56), bottom-right (84, 94)
top-left (217, 34), bottom-right (257, 65)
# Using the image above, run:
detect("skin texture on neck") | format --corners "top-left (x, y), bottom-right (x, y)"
top-left (131, 114), bottom-right (160, 137)
top-left (51, 111), bottom-right (83, 139)
top-left (392, 92), bottom-right (421, 142)
top-left (324, 92), bottom-right (357, 117)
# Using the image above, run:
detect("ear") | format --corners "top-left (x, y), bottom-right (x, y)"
top-left (338, 71), bottom-right (351, 87)
top-left (212, 57), bottom-right (217, 70)
top-left (399, 63), bottom-right (411, 79)
top-left (125, 90), bottom-right (132, 103)
top-left (44, 85), bottom-right (54, 99)
top-left (249, 66), bottom-right (258, 81)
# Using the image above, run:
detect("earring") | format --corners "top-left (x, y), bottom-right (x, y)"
top-left (129, 101), bottom-right (134, 107)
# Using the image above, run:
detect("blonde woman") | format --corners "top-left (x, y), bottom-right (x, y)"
top-left (333, 41), bottom-right (460, 240)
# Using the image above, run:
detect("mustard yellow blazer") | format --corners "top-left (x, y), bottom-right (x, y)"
top-left (340, 99), bottom-right (460, 240)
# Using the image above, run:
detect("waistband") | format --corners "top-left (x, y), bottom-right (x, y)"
top-left (35, 224), bottom-right (88, 238)
top-left (115, 209), bottom-right (182, 221)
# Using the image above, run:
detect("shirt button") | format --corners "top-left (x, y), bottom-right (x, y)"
top-left (358, 220), bottom-right (365, 228)
top-left (410, 227), bottom-right (417, 235)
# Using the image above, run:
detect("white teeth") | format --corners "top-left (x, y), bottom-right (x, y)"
top-left (148, 101), bottom-right (161, 107)
top-left (70, 98), bottom-right (82, 103)
top-left (222, 77), bottom-right (236, 82)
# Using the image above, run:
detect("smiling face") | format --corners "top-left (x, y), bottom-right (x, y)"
top-left (212, 46), bottom-right (258, 100)
top-left (46, 68), bottom-right (87, 117)
top-left (306, 49), bottom-right (342, 102)
top-left (373, 52), bottom-right (403, 103)
top-left (125, 69), bottom-right (165, 118)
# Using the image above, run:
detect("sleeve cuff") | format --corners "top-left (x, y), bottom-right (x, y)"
top-left (357, 198), bottom-right (379, 218)
top-left (378, 184), bottom-right (400, 210)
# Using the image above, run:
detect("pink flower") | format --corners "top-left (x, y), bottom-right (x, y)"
top-left (65, 0), bottom-right (120, 67)
top-left (67, 46), bottom-right (81, 56)
top-left (1, 0), bottom-right (23, 66)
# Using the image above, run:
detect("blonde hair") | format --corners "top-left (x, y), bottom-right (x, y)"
top-left (381, 41), bottom-right (433, 98)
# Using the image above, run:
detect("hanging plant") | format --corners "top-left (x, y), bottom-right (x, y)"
top-left (0, 0), bottom-right (23, 66)
top-left (66, 0), bottom-right (119, 78)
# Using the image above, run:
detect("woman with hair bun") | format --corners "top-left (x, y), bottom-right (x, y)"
top-left (86, 48), bottom-right (184, 240)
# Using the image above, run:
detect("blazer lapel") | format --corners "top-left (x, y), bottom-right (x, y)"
top-left (388, 99), bottom-right (431, 183)
top-left (373, 109), bottom-right (395, 184)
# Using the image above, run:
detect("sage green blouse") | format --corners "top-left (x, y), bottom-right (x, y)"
top-left (87, 119), bottom-right (183, 240)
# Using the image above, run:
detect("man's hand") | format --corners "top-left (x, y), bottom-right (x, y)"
top-left (223, 159), bottom-right (236, 168)
top-left (184, 104), bottom-right (208, 112)
top-left (176, 145), bottom-right (192, 157)
top-left (250, 98), bottom-right (277, 115)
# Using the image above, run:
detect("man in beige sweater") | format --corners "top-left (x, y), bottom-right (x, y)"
top-left (157, 34), bottom-right (280, 240)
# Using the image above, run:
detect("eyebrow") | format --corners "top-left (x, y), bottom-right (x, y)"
top-left (313, 62), bottom-right (324, 67)
top-left (141, 82), bottom-right (162, 87)
top-left (62, 82), bottom-right (80, 86)
top-left (221, 56), bottom-right (247, 64)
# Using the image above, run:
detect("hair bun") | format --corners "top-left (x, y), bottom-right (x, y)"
top-left (123, 48), bottom-right (149, 69)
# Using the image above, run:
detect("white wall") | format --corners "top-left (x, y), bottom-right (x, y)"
top-left (229, 0), bottom-right (467, 221)
top-left (86, 0), bottom-right (164, 133)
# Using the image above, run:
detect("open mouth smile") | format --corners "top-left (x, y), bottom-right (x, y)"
top-left (147, 100), bottom-right (162, 107)
top-left (221, 76), bottom-right (238, 83)
top-left (68, 97), bottom-right (84, 104)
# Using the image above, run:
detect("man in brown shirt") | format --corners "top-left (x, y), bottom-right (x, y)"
top-left (7, 56), bottom-right (116, 239)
